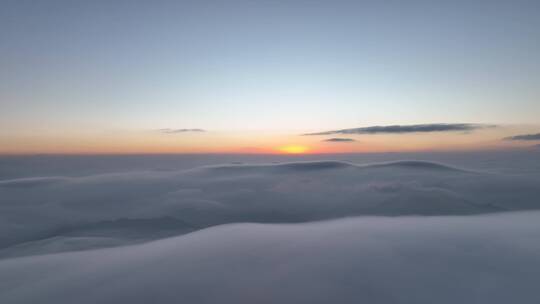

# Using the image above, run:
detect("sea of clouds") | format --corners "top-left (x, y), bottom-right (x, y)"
top-left (1, 152), bottom-right (540, 303)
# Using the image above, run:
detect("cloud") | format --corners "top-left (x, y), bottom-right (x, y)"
top-left (1, 155), bottom-right (540, 303)
top-left (304, 123), bottom-right (492, 136)
top-left (1, 159), bottom-right (540, 258)
top-left (1, 212), bottom-right (540, 304)
top-left (323, 138), bottom-right (355, 142)
top-left (504, 133), bottom-right (540, 141)
top-left (158, 128), bottom-right (205, 134)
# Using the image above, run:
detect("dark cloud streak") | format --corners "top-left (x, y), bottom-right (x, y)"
top-left (504, 133), bottom-right (540, 141)
top-left (323, 138), bottom-right (355, 142)
top-left (304, 123), bottom-right (492, 136)
top-left (158, 128), bottom-right (205, 134)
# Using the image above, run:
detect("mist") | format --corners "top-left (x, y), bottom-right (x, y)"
top-left (1, 151), bottom-right (540, 303)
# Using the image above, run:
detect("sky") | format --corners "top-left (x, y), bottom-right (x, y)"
top-left (1, 0), bottom-right (539, 154)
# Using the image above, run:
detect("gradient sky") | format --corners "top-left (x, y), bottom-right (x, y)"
top-left (1, 0), bottom-right (539, 153)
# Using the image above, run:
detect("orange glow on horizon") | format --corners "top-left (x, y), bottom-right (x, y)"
top-left (0, 126), bottom-right (529, 155)
top-left (277, 145), bottom-right (310, 154)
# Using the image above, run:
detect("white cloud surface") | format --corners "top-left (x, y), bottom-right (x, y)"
top-left (1, 155), bottom-right (540, 303)
top-left (1, 212), bottom-right (540, 304)
top-left (1, 160), bottom-right (540, 257)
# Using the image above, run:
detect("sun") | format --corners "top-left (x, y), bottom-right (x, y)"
top-left (277, 145), bottom-right (310, 154)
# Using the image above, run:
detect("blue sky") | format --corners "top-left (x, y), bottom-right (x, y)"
top-left (1, 0), bottom-right (539, 153)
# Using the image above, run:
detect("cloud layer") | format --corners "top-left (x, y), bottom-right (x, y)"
top-left (504, 133), bottom-right (540, 141)
top-left (304, 123), bottom-right (491, 136)
top-left (1, 155), bottom-right (540, 303)
top-left (1, 212), bottom-right (540, 304)
top-left (1, 159), bottom-right (540, 258)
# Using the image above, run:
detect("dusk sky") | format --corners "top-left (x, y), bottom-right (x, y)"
top-left (3, 3), bottom-right (540, 303)
top-left (1, 0), bottom-right (539, 153)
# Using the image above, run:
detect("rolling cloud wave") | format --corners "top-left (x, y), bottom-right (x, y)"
top-left (2, 212), bottom-right (540, 304)
top-left (1, 159), bottom-right (539, 258)
top-left (1, 156), bottom-right (540, 303)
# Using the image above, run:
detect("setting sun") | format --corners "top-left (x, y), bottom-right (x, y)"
top-left (278, 145), bottom-right (310, 154)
